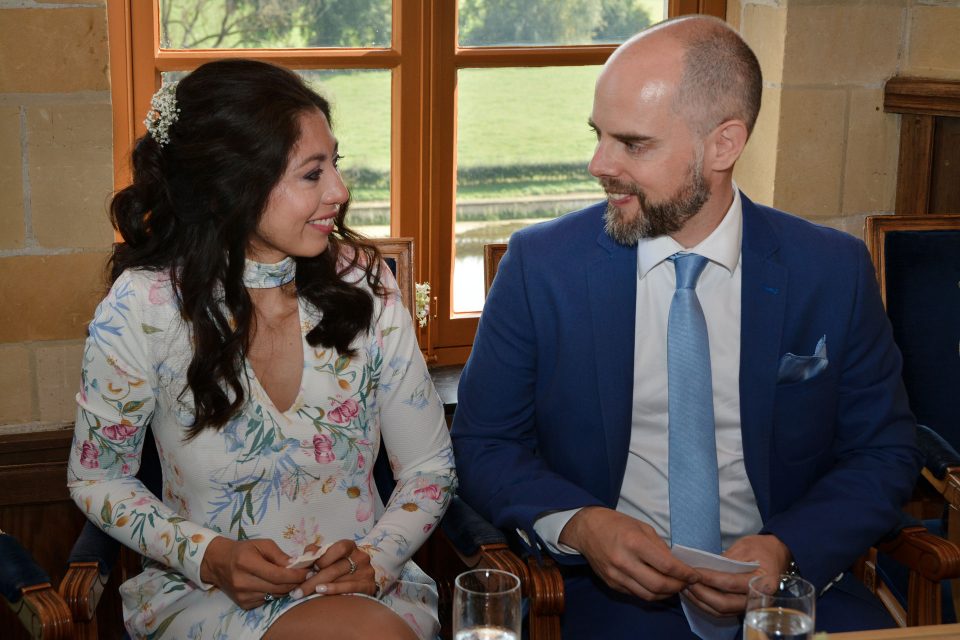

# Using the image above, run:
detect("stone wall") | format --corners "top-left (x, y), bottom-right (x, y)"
top-left (0, 0), bottom-right (113, 433)
top-left (729, 0), bottom-right (960, 234)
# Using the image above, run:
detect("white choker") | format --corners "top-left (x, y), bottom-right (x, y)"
top-left (242, 256), bottom-right (296, 289)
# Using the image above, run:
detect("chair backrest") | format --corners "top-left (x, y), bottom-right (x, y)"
top-left (369, 238), bottom-right (415, 318)
top-left (483, 243), bottom-right (507, 296)
top-left (864, 214), bottom-right (960, 448)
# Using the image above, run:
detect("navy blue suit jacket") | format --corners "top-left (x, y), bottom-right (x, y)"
top-left (451, 194), bottom-right (920, 591)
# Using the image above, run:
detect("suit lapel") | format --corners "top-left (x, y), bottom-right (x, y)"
top-left (587, 228), bottom-right (638, 503)
top-left (739, 195), bottom-right (788, 519)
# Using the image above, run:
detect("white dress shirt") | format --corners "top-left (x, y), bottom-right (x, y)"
top-left (534, 188), bottom-right (764, 554)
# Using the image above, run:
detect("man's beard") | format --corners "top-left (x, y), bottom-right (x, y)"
top-left (602, 160), bottom-right (711, 246)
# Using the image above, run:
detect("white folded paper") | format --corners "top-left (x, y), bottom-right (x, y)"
top-left (671, 544), bottom-right (759, 640)
top-left (286, 543), bottom-right (332, 569)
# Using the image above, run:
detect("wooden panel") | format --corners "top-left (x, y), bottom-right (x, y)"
top-left (930, 116), bottom-right (960, 214)
top-left (885, 77), bottom-right (960, 118)
top-left (894, 114), bottom-right (935, 215)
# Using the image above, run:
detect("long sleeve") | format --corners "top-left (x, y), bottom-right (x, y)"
top-left (358, 267), bottom-right (457, 591)
top-left (451, 227), bottom-right (611, 562)
top-left (67, 271), bottom-right (219, 588)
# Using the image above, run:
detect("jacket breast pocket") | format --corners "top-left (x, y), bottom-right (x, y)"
top-left (772, 371), bottom-right (836, 464)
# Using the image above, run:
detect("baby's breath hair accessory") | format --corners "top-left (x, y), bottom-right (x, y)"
top-left (144, 81), bottom-right (180, 146)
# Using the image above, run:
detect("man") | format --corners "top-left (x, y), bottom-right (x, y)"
top-left (451, 15), bottom-right (920, 639)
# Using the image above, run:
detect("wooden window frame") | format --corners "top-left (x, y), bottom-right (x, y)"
top-left (106, 0), bottom-right (725, 366)
top-left (884, 77), bottom-right (960, 216)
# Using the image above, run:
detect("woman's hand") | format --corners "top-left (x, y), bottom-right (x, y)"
top-left (290, 539), bottom-right (377, 599)
top-left (200, 536), bottom-right (309, 610)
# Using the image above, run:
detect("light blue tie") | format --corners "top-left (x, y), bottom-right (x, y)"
top-left (668, 253), bottom-right (722, 554)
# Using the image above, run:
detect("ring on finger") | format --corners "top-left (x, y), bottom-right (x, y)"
top-left (263, 593), bottom-right (275, 602)
top-left (347, 555), bottom-right (358, 575)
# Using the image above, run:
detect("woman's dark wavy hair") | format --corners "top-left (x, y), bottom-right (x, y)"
top-left (109, 59), bottom-right (384, 439)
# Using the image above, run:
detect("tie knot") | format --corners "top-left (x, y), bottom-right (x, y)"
top-left (671, 253), bottom-right (709, 290)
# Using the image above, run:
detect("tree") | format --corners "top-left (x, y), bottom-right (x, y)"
top-left (458, 0), bottom-right (602, 47)
top-left (161, 0), bottom-right (391, 49)
top-left (592, 0), bottom-right (652, 43)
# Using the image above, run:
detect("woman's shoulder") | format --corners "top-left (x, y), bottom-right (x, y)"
top-left (104, 267), bottom-right (179, 317)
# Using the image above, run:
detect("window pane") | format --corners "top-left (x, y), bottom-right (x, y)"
top-left (159, 69), bottom-right (392, 237)
top-left (458, 0), bottom-right (665, 47)
top-left (299, 70), bottom-right (392, 238)
top-left (453, 66), bottom-right (603, 313)
top-left (159, 0), bottom-right (392, 49)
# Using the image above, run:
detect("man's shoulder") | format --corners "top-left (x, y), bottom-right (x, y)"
top-left (744, 196), bottom-right (865, 255)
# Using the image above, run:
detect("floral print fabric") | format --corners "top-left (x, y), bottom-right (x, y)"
top-left (67, 264), bottom-right (456, 639)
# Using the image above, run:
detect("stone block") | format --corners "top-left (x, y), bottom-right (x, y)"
top-left (726, 0), bottom-right (743, 32)
top-left (906, 6), bottom-right (960, 78)
top-left (0, 106), bottom-right (24, 250)
top-left (28, 103), bottom-right (115, 249)
top-left (0, 8), bottom-right (109, 93)
top-left (0, 252), bottom-right (110, 343)
top-left (782, 4), bottom-right (903, 85)
top-left (35, 341), bottom-right (83, 424)
top-left (842, 88), bottom-right (899, 215)
top-left (735, 87), bottom-right (782, 206)
top-left (0, 344), bottom-right (33, 425)
top-left (741, 4), bottom-right (787, 85)
top-left (773, 87), bottom-right (847, 218)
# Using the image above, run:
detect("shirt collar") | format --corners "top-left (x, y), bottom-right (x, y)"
top-left (636, 184), bottom-right (743, 279)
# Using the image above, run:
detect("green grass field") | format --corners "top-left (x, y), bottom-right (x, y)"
top-left (309, 66), bottom-right (601, 202)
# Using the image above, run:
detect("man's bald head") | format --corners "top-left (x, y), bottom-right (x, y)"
top-left (608, 16), bottom-right (762, 138)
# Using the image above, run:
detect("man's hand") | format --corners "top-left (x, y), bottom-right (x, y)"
top-left (559, 507), bottom-right (701, 600)
top-left (684, 534), bottom-right (792, 617)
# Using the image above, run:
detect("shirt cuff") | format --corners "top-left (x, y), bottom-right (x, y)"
top-left (533, 509), bottom-right (583, 556)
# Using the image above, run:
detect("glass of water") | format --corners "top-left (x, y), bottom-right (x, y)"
top-left (453, 569), bottom-right (521, 640)
top-left (743, 573), bottom-right (816, 640)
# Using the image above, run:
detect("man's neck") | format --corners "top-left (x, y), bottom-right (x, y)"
top-left (670, 180), bottom-right (736, 249)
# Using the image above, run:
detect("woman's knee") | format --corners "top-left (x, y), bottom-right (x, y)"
top-left (264, 595), bottom-right (419, 640)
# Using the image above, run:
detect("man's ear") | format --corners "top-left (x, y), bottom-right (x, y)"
top-left (705, 119), bottom-right (749, 172)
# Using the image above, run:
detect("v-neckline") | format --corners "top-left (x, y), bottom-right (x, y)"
top-left (246, 297), bottom-right (307, 415)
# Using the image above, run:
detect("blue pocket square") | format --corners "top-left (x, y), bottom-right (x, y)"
top-left (778, 335), bottom-right (828, 384)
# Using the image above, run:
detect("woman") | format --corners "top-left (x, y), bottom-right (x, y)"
top-left (67, 59), bottom-right (455, 640)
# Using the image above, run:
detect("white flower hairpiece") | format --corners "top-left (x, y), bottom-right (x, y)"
top-left (415, 282), bottom-right (431, 328)
top-left (144, 82), bottom-right (180, 146)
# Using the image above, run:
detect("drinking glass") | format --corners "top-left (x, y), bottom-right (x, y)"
top-left (452, 569), bottom-right (521, 640)
top-left (743, 573), bottom-right (816, 640)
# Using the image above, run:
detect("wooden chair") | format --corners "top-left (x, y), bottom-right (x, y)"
top-left (0, 531), bottom-right (74, 640)
top-left (858, 213), bottom-right (960, 624)
top-left (370, 237), bottom-right (416, 319)
top-left (483, 243), bottom-right (508, 296)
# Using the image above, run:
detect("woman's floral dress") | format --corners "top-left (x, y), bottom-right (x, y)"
top-left (67, 264), bottom-right (456, 639)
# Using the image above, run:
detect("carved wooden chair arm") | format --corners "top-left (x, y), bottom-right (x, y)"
top-left (439, 497), bottom-right (564, 640)
top-left (859, 524), bottom-right (960, 626)
top-left (57, 562), bottom-right (107, 628)
top-left (0, 533), bottom-right (75, 640)
top-left (917, 424), bottom-right (960, 509)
